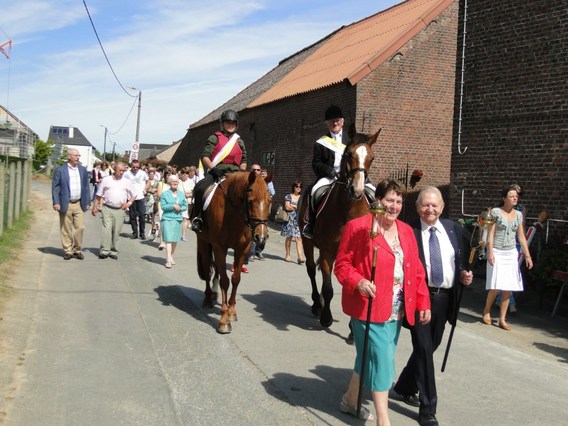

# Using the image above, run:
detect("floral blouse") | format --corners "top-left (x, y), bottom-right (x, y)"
top-left (389, 236), bottom-right (405, 321)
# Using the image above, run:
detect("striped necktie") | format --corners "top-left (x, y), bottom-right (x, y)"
top-left (429, 227), bottom-right (444, 286)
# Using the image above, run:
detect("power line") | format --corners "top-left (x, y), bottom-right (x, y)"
top-left (108, 95), bottom-right (139, 136)
top-left (82, 0), bottom-right (136, 98)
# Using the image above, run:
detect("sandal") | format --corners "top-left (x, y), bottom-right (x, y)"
top-left (165, 262), bottom-right (171, 269)
top-left (482, 314), bottom-right (492, 325)
top-left (339, 398), bottom-right (374, 421)
top-left (285, 255), bottom-right (291, 263)
top-left (298, 257), bottom-right (305, 264)
top-left (498, 321), bottom-right (511, 331)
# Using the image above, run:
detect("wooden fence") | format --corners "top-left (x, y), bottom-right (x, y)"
top-left (0, 160), bottom-right (31, 237)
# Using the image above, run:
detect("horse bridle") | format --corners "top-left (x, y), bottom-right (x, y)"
top-left (244, 185), bottom-right (269, 232)
top-left (342, 146), bottom-right (370, 185)
top-left (219, 180), bottom-right (269, 231)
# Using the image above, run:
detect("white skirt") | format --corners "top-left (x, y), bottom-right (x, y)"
top-left (486, 247), bottom-right (524, 291)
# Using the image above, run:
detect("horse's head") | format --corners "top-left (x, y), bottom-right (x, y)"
top-left (340, 124), bottom-right (381, 200)
top-left (245, 170), bottom-right (271, 246)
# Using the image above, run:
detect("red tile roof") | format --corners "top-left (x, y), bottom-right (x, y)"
top-left (248, 0), bottom-right (454, 108)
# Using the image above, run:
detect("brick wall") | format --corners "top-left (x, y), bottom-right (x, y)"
top-left (448, 0), bottom-right (568, 241)
top-left (172, 0), bottom-right (459, 222)
top-left (358, 0), bottom-right (459, 222)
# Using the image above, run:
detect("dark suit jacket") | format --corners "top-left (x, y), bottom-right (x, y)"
top-left (52, 163), bottom-right (90, 213)
top-left (413, 218), bottom-right (465, 325)
top-left (312, 133), bottom-right (339, 179)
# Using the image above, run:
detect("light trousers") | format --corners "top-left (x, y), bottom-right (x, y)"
top-left (100, 205), bottom-right (126, 256)
top-left (58, 202), bottom-right (84, 255)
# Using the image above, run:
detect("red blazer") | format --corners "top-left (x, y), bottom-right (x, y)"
top-left (334, 215), bottom-right (430, 325)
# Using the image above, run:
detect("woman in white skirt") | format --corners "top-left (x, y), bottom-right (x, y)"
top-left (482, 185), bottom-right (533, 330)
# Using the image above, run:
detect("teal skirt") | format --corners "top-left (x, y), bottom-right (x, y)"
top-left (161, 219), bottom-right (182, 242)
top-left (352, 318), bottom-right (402, 392)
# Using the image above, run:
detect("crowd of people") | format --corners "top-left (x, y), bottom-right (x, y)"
top-left (52, 106), bottom-right (536, 426)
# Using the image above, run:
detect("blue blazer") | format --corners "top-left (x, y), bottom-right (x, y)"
top-left (413, 218), bottom-right (465, 325)
top-left (52, 163), bottom-right (90, 213)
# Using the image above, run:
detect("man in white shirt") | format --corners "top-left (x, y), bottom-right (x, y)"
top-left (92, 162), bottom-right (136, 259)
top-left (391, 187), bottom-right (473, 426)
top-left (123, 159), bottom-right (149, 239)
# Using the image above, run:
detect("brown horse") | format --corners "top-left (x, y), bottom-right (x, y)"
top-left (298, 126), bottom-right (381, 328)
top-left (195, 171), bottom-right (271, 334)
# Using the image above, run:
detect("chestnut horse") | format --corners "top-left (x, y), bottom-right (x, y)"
top-left (298, 126), bottom-right (380, 328)
top-left (195, 171), bottom-right (271, 334)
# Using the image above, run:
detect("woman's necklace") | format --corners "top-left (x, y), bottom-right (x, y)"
top-left (381, 222), bottom-right (398, 243)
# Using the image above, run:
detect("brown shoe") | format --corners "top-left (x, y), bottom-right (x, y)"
top-left (74, 252), bottom-right (84, 260)
top-left (63, 253), bottom-right (73, 260)
top-left (498, 321), bottom-right (511, 331)
top-left (482, 314), bottom-right (492, 325)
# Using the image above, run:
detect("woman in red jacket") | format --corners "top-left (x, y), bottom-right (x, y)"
top-left (335, 180), bottom-right (431, 425)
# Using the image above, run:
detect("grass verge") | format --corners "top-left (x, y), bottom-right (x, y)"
top-left (0, 210), bottom-right (34, 308)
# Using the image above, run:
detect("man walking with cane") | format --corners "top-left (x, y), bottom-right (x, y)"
top-left (391, 186), bottom-right (473, 426)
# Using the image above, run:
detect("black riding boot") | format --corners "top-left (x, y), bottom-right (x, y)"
top-left (303, 194), bottom-right (316, 239)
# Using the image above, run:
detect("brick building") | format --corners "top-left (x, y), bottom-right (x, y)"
top-left (448, 0), bottom-right (568, 241)
top-left (171, 0), bottom-right (459, 220)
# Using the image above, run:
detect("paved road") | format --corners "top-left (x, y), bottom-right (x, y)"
top-left (0, 179), bottom-right (566, 425)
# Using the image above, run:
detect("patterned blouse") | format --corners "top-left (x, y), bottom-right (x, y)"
top-left (388, 236), bottom-right (405, 321)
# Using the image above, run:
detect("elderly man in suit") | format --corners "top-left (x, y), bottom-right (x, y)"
top-left (52, 148), bottom-right (90, 260)
top-left (391, 186), bottom-right (473, 426)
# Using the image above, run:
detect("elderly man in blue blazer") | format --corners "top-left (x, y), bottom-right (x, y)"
top-left (52, 148), bottom-right (90, 260)
top-left (391, 186), bottom-right (473, 426)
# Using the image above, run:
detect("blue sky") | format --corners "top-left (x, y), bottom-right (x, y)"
top-left (1, 0), bottom-right (401, 154)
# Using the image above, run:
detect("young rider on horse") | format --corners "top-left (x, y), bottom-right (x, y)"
top-left (190, 109), bottom-right (248, 232)
top-left (303, 105), bottom-right (346, 239)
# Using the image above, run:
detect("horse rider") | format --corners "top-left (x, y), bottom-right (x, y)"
top-left (190, 109), bottom-right (248, 232)
top-left (302, 104), bottom-right (346, 239)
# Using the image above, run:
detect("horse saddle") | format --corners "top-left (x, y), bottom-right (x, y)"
top-left (313, 182), bottom-right (375, 217)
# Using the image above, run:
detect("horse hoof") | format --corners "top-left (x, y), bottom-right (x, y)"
top-left (320, 314), bottom-right (333, 328)
top-left (217, 323), bottom-right (232, 334)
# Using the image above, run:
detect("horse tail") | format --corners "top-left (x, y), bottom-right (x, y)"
top-left (196, 240), bottom-right (213, 281)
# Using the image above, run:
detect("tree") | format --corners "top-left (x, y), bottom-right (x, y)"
top-left (34, 138), bottom-right (54, 165)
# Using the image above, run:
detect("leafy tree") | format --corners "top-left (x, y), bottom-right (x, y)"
top-left (34, 138), bottom-right (54, 165)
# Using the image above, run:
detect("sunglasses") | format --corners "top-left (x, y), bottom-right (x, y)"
top-left (251, 168), bottom-right (261, 171)
top-left (294, 185), bottom-right (302, 188)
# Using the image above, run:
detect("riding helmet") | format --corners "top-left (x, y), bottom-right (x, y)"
top-left (220, 109), bottom-right (239, 124)
top-left (325, 105), bottom-right (343, 121)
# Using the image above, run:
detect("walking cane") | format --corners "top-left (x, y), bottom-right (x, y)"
top-left (441, 209), bottom-right (495, 372)
top-left (357, 246), bottom-right (378, 418)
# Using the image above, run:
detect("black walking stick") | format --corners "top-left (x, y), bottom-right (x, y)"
top-left (441, 209), bottom-right (495, 372)
top-left (357, 246), bottom-right (378, 418)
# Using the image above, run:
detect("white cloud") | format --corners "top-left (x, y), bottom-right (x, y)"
top-left (1, 0), bottom-right (395, 152)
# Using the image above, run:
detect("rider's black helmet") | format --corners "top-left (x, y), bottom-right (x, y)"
top-left (220, 109), bottom-right (239, 124)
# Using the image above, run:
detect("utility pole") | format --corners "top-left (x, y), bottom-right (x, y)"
top-left (100, 125), bottom-right (108, 160)
top-left (128, 87), bottom-right (141, 162)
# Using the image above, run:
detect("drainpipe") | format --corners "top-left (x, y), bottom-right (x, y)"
top-left (457, 0), bottom-right (469, 155)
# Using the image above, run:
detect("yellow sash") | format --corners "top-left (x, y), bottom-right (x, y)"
top-left (316, 135), bottom-right (345, 154)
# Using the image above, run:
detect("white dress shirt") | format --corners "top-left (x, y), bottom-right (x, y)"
top-left (420, 219), bottom-right (456, 289)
